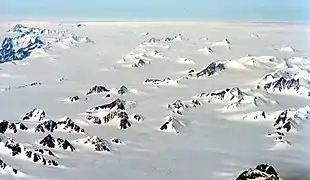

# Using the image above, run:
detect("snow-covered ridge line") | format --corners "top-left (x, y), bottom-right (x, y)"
top-left (0, 136), bottom-right (58, 166)
top-left (257, 61), bottom-right (310, 97)
top-left (7, 24), bottom-right (56, 34)
top-left (1, 24), bottom-right (94, 63)
top-left (236, 164), bottom-right (282, 180)
top-left (85, 98), bottom-right (144, 130)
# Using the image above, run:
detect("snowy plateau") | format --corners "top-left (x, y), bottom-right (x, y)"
top-left (0, 21), bottom-right (309, 180)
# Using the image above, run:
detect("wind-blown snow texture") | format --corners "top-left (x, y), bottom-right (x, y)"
top-left (0, 21), bottom-right (309, 180)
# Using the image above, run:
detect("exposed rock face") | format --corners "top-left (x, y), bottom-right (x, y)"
top-left (39, 134), bottom-right (75, 152)
top-left (162, 37), bottom-right (173, 42)
top-left (4, 81), bottom-right (42, 91)
top-left (0, 120), bottom-right (28, 133)
top-left (68, 96), bottom-right (80, 102)
top-left (242, 111), bottom-right (267, 121)
top-left (257, 69), bottom-right (310, 96)
top-left (198, 47), bottom-right (214, 55)
top-left (22, 108), bottom-right (46, 121)
top-left (132, 59), bottom-right (149, 67)
top-left (160, 116), bottom-right (185, 134)
top-left (86, 85), bottom-right (109, 95)
top-left (0, 159), bottom-right (18, 174)
top-left (273, 111), bottom-right (293, 132)
top-left (8, 24), bottom-right (55, 34)
top-left (34, 148), bottom-right (55, 157)
top-left (85, 115), bottom-right (102, 124)
top-left (147, 37), bottom-right (161, 43)
top-left (0, 33), bottom-right (44, 63)
top-left (88, 98), bottom-right (126, 111)
top-left (86, 98), bottom-right (140, 130)
top-left (86, 110), bottom-right (132, 130)
top-left (57, 117), bottom-right (86, 133)
top-left (144, 77), bottom-right (178, 86)
top-left (84, 136), bottom-right (111, 152)
top-left (1, 137), bottom-right (58, 166)
top-left (195, 87), bottom-right (277, 110)
top-left (272, 106), bottom-right (310, 134)
top-left (262, 77), bottom-right (300, 92)
top-left (236, 164), bottom-right (281, 180)
top-left (147, 34), bottom-right (185, 43)
top-left (168, 100), bottom-right (190, 110)
top-left (35, 117), bottom-right (85, 133)
top-left (132, 114), bottom-right (144, 122)
top-left (144, 78), bottom-right (164, 84)
top-left (118, 111), bottom-right (132, 130)
top-left (118, 85), bottom-right (129, 95)
top-left (167, 99), bottom-right (202, 115)
top-left (189, 61), bottom-right (226, 78)
top-left (111, 138), bottom-right (123, 144)
top-left (35, 120), bottom-right (57, 133)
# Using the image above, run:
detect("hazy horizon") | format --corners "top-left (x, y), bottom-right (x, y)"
top-left (1, 0), bottom-right (309, 21)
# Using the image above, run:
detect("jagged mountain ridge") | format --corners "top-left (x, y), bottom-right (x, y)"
top-left (236, 164), bottom-right (282, 180)
top-left (0, 33), bottom-right (44, 63)
top-left (85, 98), bottom-right (142, 130)
top-left (0, 137), bottom-right (58, 166)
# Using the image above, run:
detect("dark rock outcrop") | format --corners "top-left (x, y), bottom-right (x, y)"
top-left (0, 159), bottom-right (19, 174)
top-left (34, 148), bottom-right (55, 157)
top-left (111, 137), bottom-right (123, 144)
top-left (35, 117), bottom-right (85, 133)
top-left (261, 77), bottom-right (300, 93)
top-left (0, 120), bottom-right (28, 133)
top-left (160, 116), bottom-right (185, 134)
top-left (87, 110), bottom-right (132, 130)
top-left (39, 134), bottom-right (75, 152)
top-left (0, 33), bottom-right (44, 63)
top-left (132, 59), bottom-right (149, 67)
top-left (35, 120), bottom-right (57, 133)
top-left (86, 85), bottom-right (109, 95)
top-left (168, 100), bottom-right (190, 110)
top-left (68, 96), bottom-right (80, 102)
top-left (273, 111), bottom-right (293, 133)
top-left (147, 37), bottom-right (161, 43)
top-left (132, 114), bottom-right (144, 122)
top-left (2, 137), bottom-right (58, 166)
top-left (144, 77), bottom-right (176, 85)
top-left (236, 164), bottom-right (280, 180)
top-left (118, 85), bottom-right (129, 95)
top-left (196, 87), bottom-right (275, 109)
top-left (88, 98), bottom-right (126, 111)
top-left (167, 99), bottom-right (203, 115)
top-left (57, 117), bottom-right (85, 133)
top-left (22, 108), bottom-right (46, 121)
top-left (4, 81), bottom-right (42, 91)
top-left (8, 24), bottom-right (55, 34)
top-left (85, 115), bottom-right (102, 124)
top-left (189, 61), bottom-right (225, 78)
top-left (84, 136), bottom-right (111, 152)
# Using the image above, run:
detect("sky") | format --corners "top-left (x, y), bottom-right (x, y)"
top-left (0, 0), bottom-right (309, 20)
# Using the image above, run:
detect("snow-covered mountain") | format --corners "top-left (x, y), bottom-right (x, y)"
top-left (84, 98), bottom-right (143, 130)
top-left (188, 61), bottom-right (226, 78)
top-left (257, 68), bottom-right (310, 96)
top-left (34, 117), bottom-right (85, 133)
top-left (236, 164), bottom-right (282, 180)
top-left (0, 137), bottom-right (58, 166)
top-left (0, 121), bottom-right (28, 134)
top-left (7, 24), bottom-right (56, 35)
top-left (39, 134), bottom-right (75, 152)
top-left (0, 21), bottom-right (308, 180)
top-left (0, 33), bottom-right (44, 63)
top-left (195, 87), bottom-right (278, 110)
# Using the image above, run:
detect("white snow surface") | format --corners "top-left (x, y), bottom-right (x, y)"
top-left (0, 21), bottom-right (309, 180)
